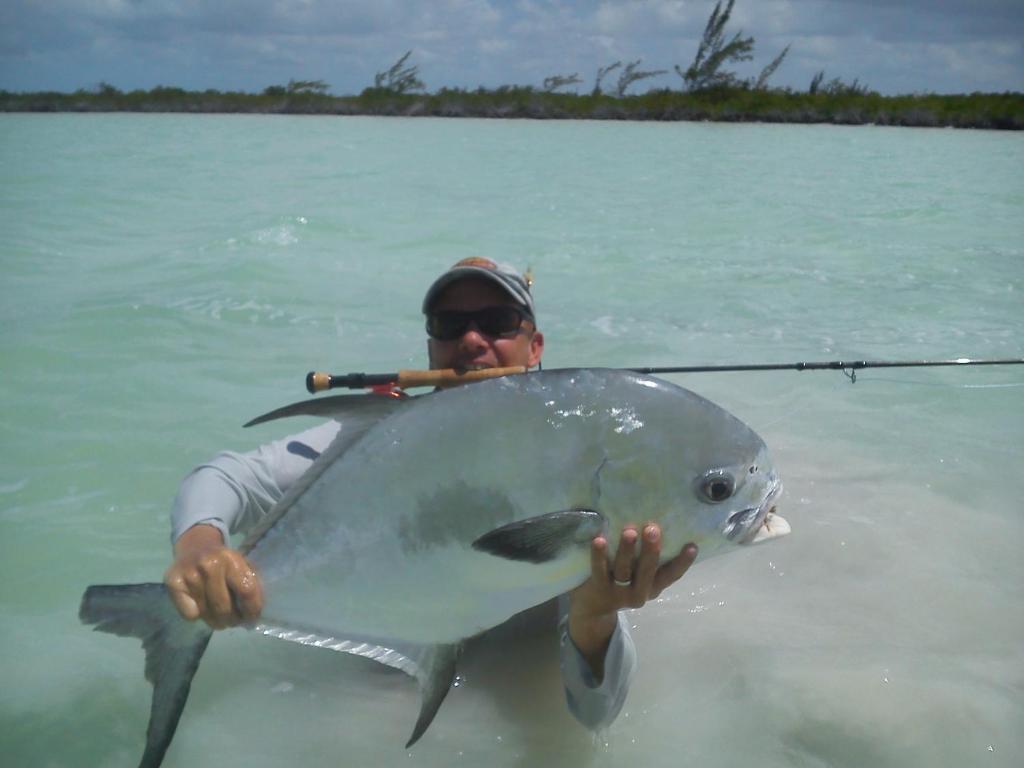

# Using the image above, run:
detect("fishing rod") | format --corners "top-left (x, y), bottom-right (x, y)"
top-left (305, 367), bottom-right (528, 393)
top-left (305, 357), bottom-right (1024, 392)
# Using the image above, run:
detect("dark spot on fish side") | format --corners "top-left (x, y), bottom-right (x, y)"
top-left (400, 482), bottom-right (519, 554)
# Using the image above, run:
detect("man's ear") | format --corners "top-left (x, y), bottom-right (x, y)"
top-left (528, 331), bottom-right (544, 368)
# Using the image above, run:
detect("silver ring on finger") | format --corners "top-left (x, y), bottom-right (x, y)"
top-left (613, 576), bottom-right (632, 587)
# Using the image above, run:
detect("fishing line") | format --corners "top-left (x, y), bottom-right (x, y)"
top-left (756, 374), bottom-right (850, 431)
top-left (716, 372), bottom-right (1024, 432)
top-left (833, 375), bottom-right (1024, 389)
top-left (756, 396), bottom-right (820, 431)
top-left (960, 382), bottom-right (1024, 389)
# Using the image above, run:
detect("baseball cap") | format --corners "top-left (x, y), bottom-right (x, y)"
top-left (422, 257), bottom-right (535, 318)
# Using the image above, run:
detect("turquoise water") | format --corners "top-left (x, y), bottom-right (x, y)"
top-left (1, 114), bottom-right (1022, 767)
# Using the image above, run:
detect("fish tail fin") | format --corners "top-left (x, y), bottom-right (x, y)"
top-left (80, 583), bottom-right (213, 768)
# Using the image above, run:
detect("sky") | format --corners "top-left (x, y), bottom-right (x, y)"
top-left (2, 1), bottom-right (1022, 96)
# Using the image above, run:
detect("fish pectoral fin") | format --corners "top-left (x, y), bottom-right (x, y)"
top-left (407, 643), bottom-right (460, 748)
top-left (471, 509), bottom-right (607, 564)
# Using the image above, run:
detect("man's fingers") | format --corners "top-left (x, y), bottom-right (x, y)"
top-left (227, 557), bottom-right (263, 622)
top-left (630, 524), bottom-right (662, 599)
top-left (164, 573), bottom-right (201, 621)
top-left (197, 554), bottom-right (239, 627)
top-left (651, 542), bottom-right (698, 597)
top-left (589, 536), bottom-right (611, 588)
top-left (611, 527), bottom-right (638, 584)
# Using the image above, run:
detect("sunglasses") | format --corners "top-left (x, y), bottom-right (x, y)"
top-left (426, 306), bottom-right (531, 341)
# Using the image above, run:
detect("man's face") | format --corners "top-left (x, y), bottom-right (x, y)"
top-left (426, 278), bottom-right (544, 371)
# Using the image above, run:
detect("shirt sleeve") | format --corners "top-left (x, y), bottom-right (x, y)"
top-left (170, 420), bottom-right (341, 544)
top-left (557, 597), bottom-right (637, 731)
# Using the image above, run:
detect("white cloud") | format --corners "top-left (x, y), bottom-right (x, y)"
top-left (923, 40), bottom-right (1024, 89)
top-left (594, 2), bottom-right (633, 35)
top-left (443, 0), bottom-right (502, 27)
top-left (593, 0), bottom-right (696, 37)
top-left (653, 0), bottom-right (694, 29)
top-left (587, 33), bottom-right (620, 57)
top-left (746, 1), bottom-right (801, 36)
top-left (479, 37), bottom-right (513, 55)
top-left (799, 34), bottom-right (840, 58)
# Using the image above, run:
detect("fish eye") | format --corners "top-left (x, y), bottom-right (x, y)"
top-left (749, 465), bottom-right (757, 475)
top-left (699, 471), bottom-right (735, 503)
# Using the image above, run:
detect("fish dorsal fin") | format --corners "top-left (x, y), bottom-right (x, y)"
top-left (239, 399), bottom-right (409, 553)
top-left (244, 392), bottom-right (415, 428)
top-left (472, 509), bottom-right (607, 563)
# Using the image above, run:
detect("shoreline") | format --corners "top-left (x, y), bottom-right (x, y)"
top-left (3, 88), bottom-right (1022, 130)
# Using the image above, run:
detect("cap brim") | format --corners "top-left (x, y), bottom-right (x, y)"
top-left (422, 266), bottom-right (533, 316)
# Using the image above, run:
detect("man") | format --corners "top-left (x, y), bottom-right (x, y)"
top-left (165, 257), bottom-right (698, 730)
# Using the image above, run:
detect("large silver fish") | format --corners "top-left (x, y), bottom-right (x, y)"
top-left (80, 369), bottom-right (789, 767)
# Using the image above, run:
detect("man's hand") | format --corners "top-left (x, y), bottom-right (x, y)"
top-left (567, 523), bottom-right (697, 680)
top-left (163, 524), bottom-right (263, 630)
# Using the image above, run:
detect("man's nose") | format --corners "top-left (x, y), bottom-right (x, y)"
top-left (457, 323), bottom-right (489, 346)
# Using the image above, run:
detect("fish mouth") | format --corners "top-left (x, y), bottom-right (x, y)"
top-left (723, 479), bottom-right (790, 545)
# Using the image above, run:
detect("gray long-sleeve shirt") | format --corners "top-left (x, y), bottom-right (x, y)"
top-left (172, 420), bottom-right (636, 730)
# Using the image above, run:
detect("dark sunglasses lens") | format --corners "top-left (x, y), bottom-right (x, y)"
top-left (476, 307), bottom-right (523, 336)
top-left (427, 307), bottom-right (524, 340)
top-left (427, 312), bottom-right (466, 341)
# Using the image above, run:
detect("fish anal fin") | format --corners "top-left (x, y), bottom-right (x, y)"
top-left (406, 644), bottom-right (460, 748)
top-left (471, 509), bottom-right (606, 564)
top-left (254, 622), bottom-right (458, 749)
top-left (253, 623), bottom-right (421, 677)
